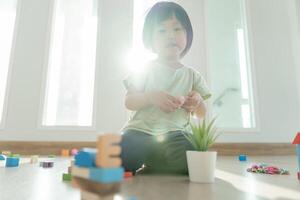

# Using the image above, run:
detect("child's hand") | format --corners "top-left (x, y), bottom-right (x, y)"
top-left (147, 91), bottom-right (182, 113)
top-left (182, 91), bottom-right (203, 113)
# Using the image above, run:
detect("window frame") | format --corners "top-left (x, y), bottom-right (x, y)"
top-left (0, 0), bottom-right (22, 130)
top-left (204, 0), bottom-right (261, 133)
top-left (37, 0), bottom-right (101, 130)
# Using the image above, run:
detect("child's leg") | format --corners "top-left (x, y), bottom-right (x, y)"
top-left (120, 129), bottom-right (155, 173)
top-left (145, 131), bottom-right (195, 174)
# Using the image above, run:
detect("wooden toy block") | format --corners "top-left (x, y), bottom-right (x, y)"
top-left (0, 154), bottom-right (6, 160)
top-left (238, 154), bottom-right (247, 161)
top-left (1, 151), bottom-right (11, 156)
top-left (96, 134), bottom-right (122, 168)
top-left (124, 171), bottom-right (133, 178)
top-left (72, 176), bottom-right (120, 196)
top-left (71, 166), bottom-right (124, 184)
top-left (63, 173), bottom-right (72, 181)
top-left (68, 166), bottom-right (72, 173)
top-left (40, 161), bottom-right (54, 168)
top-left (81, 190), bottom-right (114, 200)
top-left (30, 155), bottom-right (39, 164)
top-left (71, 148), bottom-right (78, 156)
top-left (48, 155), bottom-right (56, 158)
top-left (297, 172), bottom-right (300, 180)
top-left (75, 149), bottom-right (97, 167)
top-left (61, 149), bottom-right (70, 157)
top-left (5, 157), bottom-right (19, 167)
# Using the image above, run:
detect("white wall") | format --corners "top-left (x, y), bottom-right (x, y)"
top-left (0, 0), bottom-right (299, 142)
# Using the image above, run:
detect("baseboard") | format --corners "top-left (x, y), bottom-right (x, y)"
top-left (0, 142), bottom-right (296, 156)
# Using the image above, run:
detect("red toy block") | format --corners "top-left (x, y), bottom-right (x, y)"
top-left (297, 172), bottom-right (300, 180)
top-left (292, 132), bottom-right (300, 144)
top-left (124, 171), bottom-right (133, 178)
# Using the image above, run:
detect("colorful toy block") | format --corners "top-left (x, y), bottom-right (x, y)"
top-left (71, 148), bottom-right (78, 156)
top-left (63, 173), bottom-right (72, 181)
top-left (5, 157), bottom-right (19, 167)
top-left (81, 190), bottom-right (114, 200)
top-left (124, 171), bottom-right (133, 178)
top-left (72, 176), bottom-right (120, 196)
top-left (9, 154), bottom-right (20, 158)
top-left (292, 132), bottom-right (300, 173)
top-left (96, 134), bottom-right (122, 168)
top-left (71, 166), bottom-right (124, 184)
top-left (30, 155), bottom-right (39, 164)
top-left (40, 161), bottom-right (54, 168)
top-left (0, 154), bottom-right (6, 160)
top-left (75, 148), bottom-right (97, 167)
top-left (61, 149), bottom-right (70, 157)
top-left (239, 154), bottom-right (247, 161)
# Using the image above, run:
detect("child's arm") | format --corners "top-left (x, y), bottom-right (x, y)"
top-left (125, 90), bottom-right (181, 113)
top-left (125, 90), bottom-right (152, 111)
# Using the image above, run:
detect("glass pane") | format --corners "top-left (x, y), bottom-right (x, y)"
top-left (42, 0), bottom-right (98, 126)
top-left (206, 0), bottom-right (256, 128)
top-left (0, 0), bottom-right (18, 125)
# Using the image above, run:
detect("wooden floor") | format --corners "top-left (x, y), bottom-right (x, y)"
top-left (0, 156), bottom-right (299, 200)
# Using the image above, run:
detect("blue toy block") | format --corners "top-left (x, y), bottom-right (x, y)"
top-left (5, 157), bottom-right (20, 167)
top-left (297, 145), bottom-right (300, 171)
top-left (74, 148), bottom-right (97, 167)
top-left (0, 154), bottom-right (6, 160)
top-left (72, 166), bottom-right (124, 183)
top-left (239, 154), bottom-right (247, 161)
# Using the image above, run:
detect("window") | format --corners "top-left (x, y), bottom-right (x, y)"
top-left (0, 0), bottom-right (18, 127)
top-left (206, 0), bottom-right (256, 129)
top-left (42, 0), bottom-right (98, 127)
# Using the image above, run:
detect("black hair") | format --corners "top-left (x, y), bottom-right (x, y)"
top-left (143, 1), bottom-right (193, 57)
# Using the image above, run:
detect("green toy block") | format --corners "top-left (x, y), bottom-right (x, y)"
top-left (63, 173), bottom-right (72, 181)
top-left (9, 154), bottom-right (20, 158)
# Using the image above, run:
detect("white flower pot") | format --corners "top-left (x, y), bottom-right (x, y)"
top-left (186, 151), bottom-right (217, 183)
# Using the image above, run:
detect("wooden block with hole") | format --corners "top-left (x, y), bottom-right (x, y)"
top-left (96, 134), bottom-right (122, 168)
top-left (72, 177), bottom-right (120, 196)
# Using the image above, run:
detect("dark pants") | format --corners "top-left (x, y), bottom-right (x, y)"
top-left (120, 129), bottom-right (195, 174)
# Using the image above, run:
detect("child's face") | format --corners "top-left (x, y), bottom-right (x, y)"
top-left (152, 15), bottom-right (187, 60)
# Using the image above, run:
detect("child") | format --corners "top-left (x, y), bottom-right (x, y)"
top-left (121, 1), bottom-right (211, 174)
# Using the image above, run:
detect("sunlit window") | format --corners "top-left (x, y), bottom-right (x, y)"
top-left (206, 0), bottom-right (256, 129)
top-left (42, 0), bottom-right (98, 126)
top-left (0, 0), bottom-right (18, 126)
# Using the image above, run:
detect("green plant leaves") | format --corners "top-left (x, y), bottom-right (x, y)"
top-left (184, 117), bottom-right (219, 151)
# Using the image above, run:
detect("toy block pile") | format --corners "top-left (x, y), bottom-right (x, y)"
top-left (0, 151), bottom-right (20, 167)
top-left (61, 148), bottom-right (78, 157)
top-left (71, 133), bottom-right (124, 199)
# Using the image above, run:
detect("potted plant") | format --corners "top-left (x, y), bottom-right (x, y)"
top-left (185, 118), bottom-right (219, 183)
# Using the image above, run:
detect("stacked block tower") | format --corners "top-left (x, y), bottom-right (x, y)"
top-left (71, 133), bottom-right (124, 199)
top-left (292, 132), bottom-right (300, 180)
